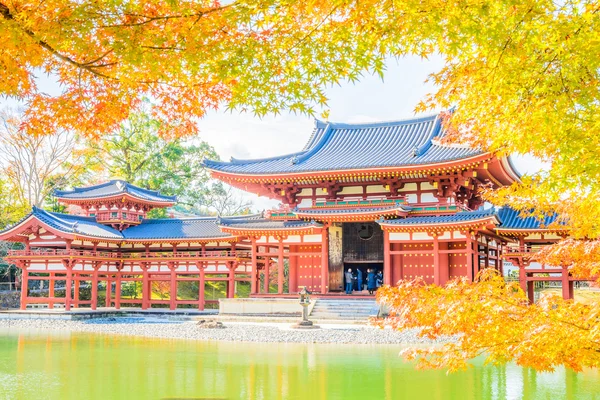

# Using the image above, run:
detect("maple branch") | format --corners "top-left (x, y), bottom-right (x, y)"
top-left (97, 4), bottom-right (233, 28)
top-left (0, 3), bottom-right (114, 80)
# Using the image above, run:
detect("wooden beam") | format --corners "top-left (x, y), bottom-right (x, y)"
top-left (320, 228), bottom-right (329, 293)
top-left (277, 240), bottom-right (284, 294)
top-left (383, 230), bottom-right (391, 285)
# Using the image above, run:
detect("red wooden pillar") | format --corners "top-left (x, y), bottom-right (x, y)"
top-left (141, 263), bottom-right (149, 310)
top-left (250, 238), bottom-right (258, 294)
top-left (64, 262), bottom-right (73, 311)
top-left (433, 233), bottom-right (440, 286)
top-left (169, 266), bottom-right (177, 310)
top-left (263, 250), bottom-right (270, 294)
top-left (277, 239), bottom-right (284, 294)
top-left (73, 279), bottom-right (80, 307)
top-left (197, 262), bottom-right (206, 310)
top-left (383, 230), bottom-right (392, 285)
top-left (227, 261), bottom-right (236, 298)
top-left (561, 266), bottom-right (573, 300)
top-left (91, 266), bottom-right (99, 310)
top-left (320, 228), bottom-right (329, 294)
top-left (115, 266), bottom-right (122, 310)
top-left (289, 245), bottom-right (298, 294)
top-left (527, 281), bottom-right (535, 304)
top-left (169, 244), bottom-right (178, 310)
top-left (465, 233), bottom-right (474, 281)
top-left (498, 242), bottom-right (504, 276)
top-left (518, 263), bottom-right (528, 295)
top-left (20, 266), bottom-right (28, 310)
top-left (48, 272), bottom-right (55, 309)
top-left (439, 242), bottom-right (450, 285)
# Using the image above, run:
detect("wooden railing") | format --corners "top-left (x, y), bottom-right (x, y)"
top-left (95, 213), bottom-right (142, 223)
top-left (407, 203), bottom-right (463, 213)
top-left (314, 198), bottom-right (406, 208)
top-left (503, 246), bottom-right (541, 254)
top-left (8, 249), bottom-right (250, 259)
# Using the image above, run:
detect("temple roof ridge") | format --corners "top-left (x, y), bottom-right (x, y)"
top-left (312, 111), bottom-right (441, 130)
top-left (203, 111), bottom-right (486, 176)
top-left (54, 180), bottom-right (177, 203)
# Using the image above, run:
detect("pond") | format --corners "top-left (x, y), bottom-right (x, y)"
top-left (0, 329), bottom-right (598, 400)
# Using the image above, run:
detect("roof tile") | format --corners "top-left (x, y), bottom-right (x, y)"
top-left (204, 113), bottom-right (482, 175)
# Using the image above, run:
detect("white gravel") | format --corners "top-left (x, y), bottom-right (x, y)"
top-left (0, 318), bottom-right (452, 345)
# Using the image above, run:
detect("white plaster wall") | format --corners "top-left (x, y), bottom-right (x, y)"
top-left (406, 194), bottom-right (418, 203)
top-left (439, 231), bottom-right (452, 240)
top-left (412, 232), bottom-right (431, 240)
top-left (420, 193), bottom-right (437, 203)
top-left (339, 186), bottom-right (363, 195)
top-left (303, 234), bottom-right (323, 243)
top-left (399, 183), bottom-right (418, 191)
top-left (366, 185), bottom-right (386, 193)
top-left (389, 232), bottom-right (410, 241)
top-left (283, 235), bottom-right (303, 243)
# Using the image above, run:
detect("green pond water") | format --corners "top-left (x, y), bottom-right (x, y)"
top-left (0, 328), bottom-right (599, 400)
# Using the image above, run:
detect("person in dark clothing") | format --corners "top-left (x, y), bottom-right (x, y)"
top-left (356, 268), bottom-right (363, 292)
top-left (344, 268), bottom-right (353, 294)
top-left (376, 270), bottom-right (383, 288)
top-left (366, 269), bottom-right (376, 295)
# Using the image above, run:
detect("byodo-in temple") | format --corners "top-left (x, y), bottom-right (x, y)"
top-left (0, 113), bottom-right (590, 311)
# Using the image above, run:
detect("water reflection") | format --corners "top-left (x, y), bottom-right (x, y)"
top-left (0, 328), bottom-right (598, 400)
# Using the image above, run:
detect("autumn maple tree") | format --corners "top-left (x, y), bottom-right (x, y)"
top-left (2, 0), bottom-right (600, 371)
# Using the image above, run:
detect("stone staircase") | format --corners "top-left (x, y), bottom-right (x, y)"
top-left (309, 298), bottom-right (379, 320)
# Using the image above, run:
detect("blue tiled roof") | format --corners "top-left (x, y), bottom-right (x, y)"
top-left (204, 113), bottom-right (482, 175)
top-left (29, 207), bottom-right (124, 239)
top-left (123, 217), bottom-right (235, 240)
top-left (497, 207), bottom-right (559, 230)
top-left (379, 209), bottom-right (498, 226)
top-left (54, 180), bottom-right (177, 203)
top-left (218, 217), bottom-right (322, 230)
top-left (0, 207), bottom-right (253, 241)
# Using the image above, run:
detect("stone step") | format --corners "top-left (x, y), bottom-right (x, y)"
top-left (309, 299), bottom-right (378, 320)
top-left (311, 308), bottom-right (373, 312)
top-left (312, 305), bottom-right (375, 308)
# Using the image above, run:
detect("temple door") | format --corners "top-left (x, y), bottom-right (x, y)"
top-left (296, 244), bottom-right (321, 292)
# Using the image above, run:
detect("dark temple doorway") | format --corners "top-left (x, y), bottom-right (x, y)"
top-left (328, 222), bottom-right (384, 292)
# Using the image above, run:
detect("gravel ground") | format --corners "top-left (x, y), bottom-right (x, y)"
top-left (0, 318), bottom-right (452, 345)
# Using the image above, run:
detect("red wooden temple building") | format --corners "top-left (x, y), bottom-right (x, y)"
top-left (0, 113), bottom-right (586, 310)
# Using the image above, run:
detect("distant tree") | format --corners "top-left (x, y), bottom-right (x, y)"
top-left (200, 182), bottom-right (253, 216)
top-left (96, 110), bottom-right (252, 217)
top-left (0, 175), bottom-right (28, 229)
top-left (0, 108), bottom-right (98, 209)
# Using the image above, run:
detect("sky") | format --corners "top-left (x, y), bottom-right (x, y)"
top-left (197, 56), bottom-right (545, 211)
top-left (1, 56), bottom-right (545, 212)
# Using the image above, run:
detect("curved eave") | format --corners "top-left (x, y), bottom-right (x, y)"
top-left (0, 215), bottom-right (38, 242)
top-left (218, 225), bottom-right (322, 237)
top-left (207, 153), bottom-right (494, 183)
top-left (56, 192), bottom-right (176, 207)
top-left (494, 228), bottom-right (568, 237)
top-left (0, 214), bottom-right (124, 243)
top-left (122, 236), bottom-right (237, 244)
top-left (378, 216), bottom-right (500, 232)
top-left (498, 156), bottom-right (522, 184)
